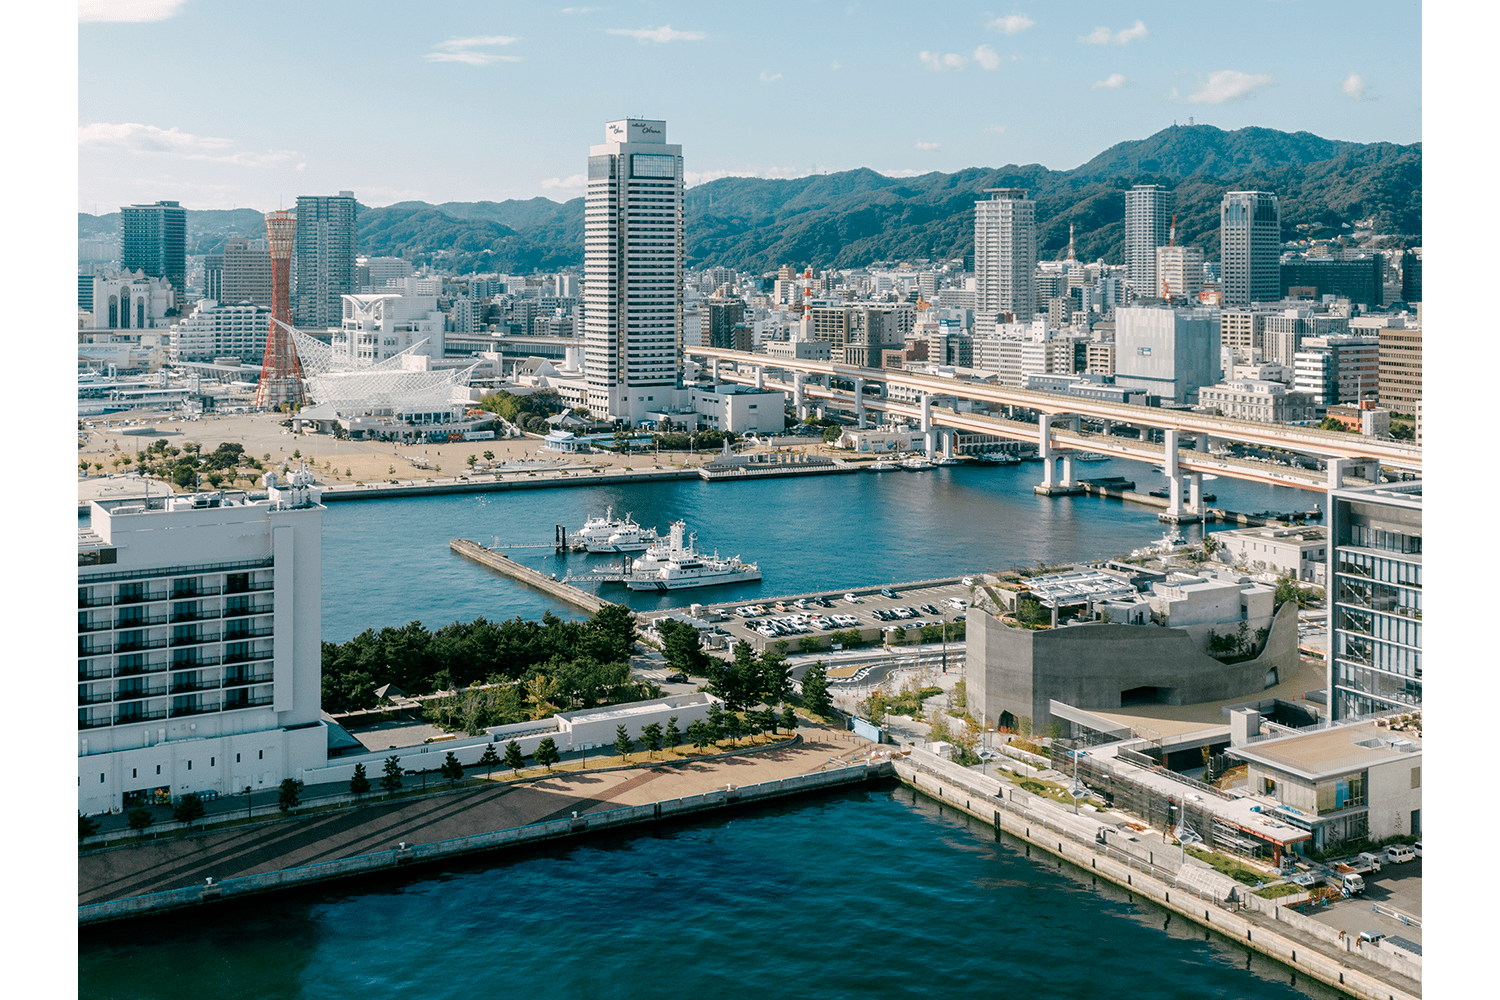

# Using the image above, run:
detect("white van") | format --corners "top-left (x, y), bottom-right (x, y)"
top-left (1384, 844), bottom-right (1417, 864)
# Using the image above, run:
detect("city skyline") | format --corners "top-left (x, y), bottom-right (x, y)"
top-left (78, 0), bottom-right (1422, 214)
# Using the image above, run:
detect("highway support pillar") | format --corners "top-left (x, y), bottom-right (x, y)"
top-left (854, 378), bottom-right (867, 429)
top-left (793, 372), bottom-right (807, 420)
top-left (1164, 427), bottom-right (1183, 519)
top-left (920, 394), bottom-right (934, 455)
top-left (754, 366), bottom-right (764, 390)
top-left (1038, 413), bottom-right (1055, 488)
top-left (1060, 453), bottom-right (1075, 487)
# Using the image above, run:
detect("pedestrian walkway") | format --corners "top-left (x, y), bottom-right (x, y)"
top-left (79, 728), bottom-right (874, 907)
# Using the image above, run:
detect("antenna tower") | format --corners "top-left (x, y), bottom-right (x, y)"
top-left (255, 210), bottom-right (306, 409)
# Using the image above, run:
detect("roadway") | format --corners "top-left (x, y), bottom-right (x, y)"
top-left (687, 346), bottom-right (1422, 473)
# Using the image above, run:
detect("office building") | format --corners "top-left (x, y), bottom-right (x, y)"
top-left (1378, 319), bottom-right (1422, 414)
top-left (1156, 245), bottom-right (1204, 302)
top-left (1280, 255), bottom-right (1383, 308)
top-left (1326, 480), bottom-right (1422, 722)
top-left (1220, 191), bottom-right (1281, 307)
top-left (706, 297), bottom-right (747, 350)
top-left (1125, 185), bottom-right (1173, 297)
top-left (292, 192), bottom-right (358, 329)
top-left (974, 188), bottom-right (1036, 328)
top-left (221, 238), bottom-right (273, 308)
top-left (1196, 379), bottom-right (1315, 424)
top-left (77, 473), bottom-right (328, 816)
top-left (331, 293), bottom-right (447, 365)
top-left (120, 201), bottom-right (186, 309)
top-left (583, 119), bottom-right (685, 422)
top-left (202, 254), bottom-right (223, 302)
top-left (1112, 305), bottom-right (1221, 404)
top-left (1292, 334), bottom-right (1380, 407)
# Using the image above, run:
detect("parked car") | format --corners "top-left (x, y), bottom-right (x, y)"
top-left (844, 593), bottom-right (861, 604)
top-left (1384, 844), bottom-right (1416, 864)
top-left (880, 588), bottom-right (898, 598)
top-left (920, 604), bottom-right (939, 615)
top-left (1414, 840), bottom-right (1422, 858)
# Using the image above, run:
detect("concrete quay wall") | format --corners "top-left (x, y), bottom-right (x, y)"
top-left (891, 757), bottom-right (1419, 1000)
top-left (449, 538), bottom-right (609, 614)
top-left (78, 762), bottom-right (889, 926)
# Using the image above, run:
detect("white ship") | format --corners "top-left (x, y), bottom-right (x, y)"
top-left (569, 507), bottom-right (660, 553)
top-left (1073, 452), bottom-right (1110, 462)
top-left (900, 455), bottom-right (933, 471)
top-left (1130, 529), bottom-right (1188, 559)
top-left (624, 520), bottom-right (761, 591)
top-left (869, 458), bottom-right (899, 471)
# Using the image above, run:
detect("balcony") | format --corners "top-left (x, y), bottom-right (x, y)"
top-left (115, 590), bottom-right (167, 605)
top-left (171, 608), bottom-right (221, 623)
top-left (116, 612), bottom-right (168, 629)
top-left (116, 684), bottom-right (167, 700)
top-left (113, 660), bottom-right (166, 678)
top-left (114, 709), bottom-right (167, 725)
top-left (171, 631), bottom-right (221, 648)
top-left (78, 664), bottom-right (113, 681)
top-left (171, 584), bottom-right (222, 599)
top-left (223, 671), bottom-right (274, 687)
top-left (78, 713), bottom-right (113, 730)
top-left (170, 676), bottom-right (220, 694)
top-left (78, 594), bottom-right (112, 608)
top-left (224, 582), bottom-right (274, 595)
top-left (222, 603), bottom-right (273, 619)
top-left (222, 626), bottom-right (275, 641)
top-left (223, 695), bottom-right (274, 711)
top-left (78, 642), bottom-right (111, 657)
top-left (171, 654), bottom-right (220, 669)
top-left (78, 618), bottom-right (114, 633)
top-left (78, 690), bottom-right (114, 706)
top-left (170, 701), bottom-right (222, 718)
top-left (115, 636), bottom-right (167, 653)
top-left (223, 649), bottom-right (273, 665)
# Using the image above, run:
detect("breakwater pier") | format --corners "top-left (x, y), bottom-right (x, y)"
top-left (449, 538), bottom-right (608, 613)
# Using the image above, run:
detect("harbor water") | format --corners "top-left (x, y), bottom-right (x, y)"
top-left (320, 456), bottom-right (1322, 640)
top-left (77, 786), bottom-right (1340, 1000)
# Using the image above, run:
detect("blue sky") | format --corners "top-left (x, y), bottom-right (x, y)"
top-left (76, 0), bottom-right (1422, 213)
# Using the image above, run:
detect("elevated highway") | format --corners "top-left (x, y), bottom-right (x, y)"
top-left (686, 347), bottom-right (1422, 473)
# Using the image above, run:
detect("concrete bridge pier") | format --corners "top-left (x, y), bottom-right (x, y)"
top-left (1060, 453), bottom-right (1075, 487)
top-left (754, 366), bottom-right (764, 390)
top-left (1198, 432), bottom-right (1212, 453)
top-left (793, 372), bottom-right (807, 420)
top-left (711, 358), bottom-right (720, 386)
top-left (944, 430), bottom-right (955, 460)
top-left (854, 378), bottom-right (867, 429)
top-left (920, 394), bottom-right (934, 455)
top-left (1160, 428), bottom-right (1203, 523)
top-left (1188, 472), bottom-right (1203, 514)
top-left (1034, 415), bottom-right (1083, 495)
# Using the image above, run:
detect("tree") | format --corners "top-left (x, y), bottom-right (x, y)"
top-left (478, 743), bottom-right (501, 777)
top-left (504, 740), bottom-right (526, 775)
top-left (483, 450), bottom-right (495, 461)
top-left (467, 454), bottom-right (478, 468)
top-left (526, 673), bottom-right (561, 720)
top-left (664, 716), bottom-right (681, 751)
top-left (782, 704), bottom-right (798, 734)
top-left (440, 751), bottom-right (465, 786)
top-left (350, 762), bottom-right (371, 797)
top-left (79, 813), bottom-right (100, 839)
top-left (705, 702), bottom-right (725, 744)
top-left (686, 720), bottom-right (709, 752)
top-left (613, 724), bottom-right (635, 761)
top-left (381, 755), bottom-right (404, 795)
top-left (929, 711), bottom-right (953, 745)
top-left (278, 778), bottom-right (304, 812)
top-left (173, 793), bottom-right (206, 827)
top-left (953, 718), bottom-right (983, 766)
top-left (535, 737), bottom-right (561, 771)
top-left (725, 712), bottom-right (746, 746)
top-left (641, 722), bottom-right (663, 759)
top-left (127, 807), bottom-right (154, 834)
top-left (800, 662), bottom-right (832, 717)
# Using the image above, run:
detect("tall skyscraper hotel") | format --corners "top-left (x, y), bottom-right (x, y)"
top-left (973, 188), bottom-right (1036, 333)
top-left (584, 119), bottom-right (685, 422)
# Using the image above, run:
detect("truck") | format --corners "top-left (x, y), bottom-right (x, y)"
top-left (1351, 852), bottom-right (1383, 874)
top-left (1330, 864), bottom-right (1367, 895)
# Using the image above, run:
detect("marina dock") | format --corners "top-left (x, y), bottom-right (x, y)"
top-left (449, 538), bottom-right (610, 614)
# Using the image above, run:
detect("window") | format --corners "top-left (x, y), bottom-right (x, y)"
top-left (101, 773), bottom-right (105, 783)
top-left (211, 757), bottom-right (215, 767)
top-left (156, 765), bottom-right (161, 774)
top-left (236, 753), bottom-right (241, 763)
top-left (258, 750), bottom-right (263, 759)
top-left (132, 768), bottom-right (137, 778)
top-left (1411, 765), bottom-right (1420, 789)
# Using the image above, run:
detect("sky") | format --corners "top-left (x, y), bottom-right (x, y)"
top-left (77, 0), bottom-right (1423, 214)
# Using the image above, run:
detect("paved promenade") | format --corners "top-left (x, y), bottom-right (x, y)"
top-left (79, 727), bottom-right (874, 907)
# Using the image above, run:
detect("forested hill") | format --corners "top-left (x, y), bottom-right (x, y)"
top-left (79, 124), bottom-right (1420, 275)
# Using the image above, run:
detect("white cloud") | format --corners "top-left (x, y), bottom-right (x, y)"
top-left (759, 70), bottom-right (782, 82)
top-left (1092, 73), bottom-right (1128, 90)
top-left (559, 6), bottom-right (601, 12)
top-left (1080, 19), bottom-right (1149, 45)
top-left (1175, 69), bottom-right (1274, 104)
top-left (919, 50), bottom-right (969, 72)
top-left (297, 163), bottom-right (306, 171)
top-left (831, 60), bottom-right (842, 70)
top-left (79, 0), bottom-right (189, 23)
top-left (606, 25), bottom-right (705, 43)
top-left (423, 51), bottom-right (523, 65)
top-left (1342, 72), bottom-right (1370, 100)
top-left (987, 14), bottom-right (1035, 35)
top-left (434, 35), bottom-right (519, 50)
top-left (78, 121), bottom-right (301, 167)
top-left (684, 165), bottom-right (812, 187)
top-left (880, 169), bottom-right (923, 178)
top-left (915, 141), bottom-right (941, 151)
top-left (986, 123), bottom-right (1008, 134)
top-left (541, 174), bottom-right (587, 190)
top-left (973, 45), bottom-right (1000, 71)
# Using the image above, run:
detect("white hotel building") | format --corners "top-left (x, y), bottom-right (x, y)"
top-left (77, 472), bottom-right (327, 816)
top-left (583, 118), bottom-right (689, 423)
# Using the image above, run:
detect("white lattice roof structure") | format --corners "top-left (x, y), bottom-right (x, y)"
top-left (288, 326), bottom-right (479, 416)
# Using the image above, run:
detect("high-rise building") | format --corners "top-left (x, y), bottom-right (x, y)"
top-left (974, 188), bottom-right (1035, 329)
top-left (1112, 305), bottom-right (1222, 404)
top-left (706, 297), bottom-right (746, 350)
top-left (1220, 191), bottom-right (1281, 307)
top-left (222, 238), bottom-right (273, 308)
top-left (1156, 245), bottom-right (1205, 302)
top-left (120, 200), bottom-right (187, 309)
top-left (1378, 320), bottom-right (1422, 414)
top-left (1125, 185), bottom-right (1173, 297)
top-left (1326, 480), bottom-right (1422, 721)
top-left (170, 300), bottom-right (272, 363)
top-left (292, 192), bottom-right (357, 329)
top-left (202, 254), bottom-right (223, 302)
top-left (77, 473), bottom-right (327, 816)
top-left (583, 119), bottom-right (684, 422)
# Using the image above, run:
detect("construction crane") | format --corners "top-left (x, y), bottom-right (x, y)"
top-left (1162, 214), bottom-right (1180, 303)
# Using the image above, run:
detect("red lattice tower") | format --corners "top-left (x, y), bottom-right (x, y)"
top-left (255, 210), bottom-right (306, 409)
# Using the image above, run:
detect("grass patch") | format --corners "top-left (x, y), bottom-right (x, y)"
top-left (1186, 845), bottom-right (1269, 886)
top-left (1253, 882), bottom-right (1305, 899)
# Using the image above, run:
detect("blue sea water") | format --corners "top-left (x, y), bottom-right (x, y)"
top-left (318, 456), bottom-right (1321, 640)
top-left (77, 787), bottom-right (1338, 1000)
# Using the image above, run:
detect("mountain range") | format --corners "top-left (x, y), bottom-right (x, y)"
top-left (78, 124), bottom-right (1420, 276)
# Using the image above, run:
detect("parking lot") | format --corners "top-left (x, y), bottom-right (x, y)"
top-left (677, 578), bottom-right (976, 653)
top-left (1301, 854), bottom-right (1423, 950)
